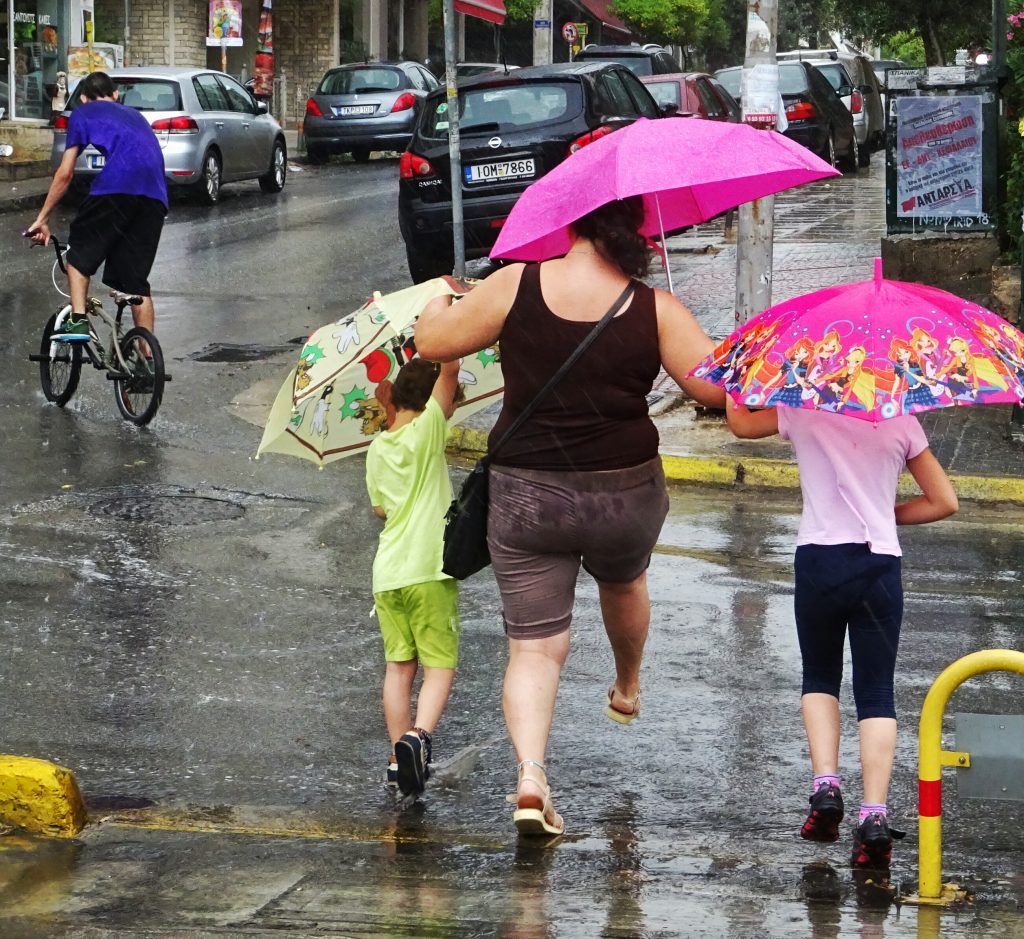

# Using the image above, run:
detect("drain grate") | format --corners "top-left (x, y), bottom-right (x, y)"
top-left (89, 494), bottom-right (246, 525)
top-left (190, 342), bottom-right (293, 363)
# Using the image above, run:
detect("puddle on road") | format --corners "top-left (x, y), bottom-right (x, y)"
top-left (189, 342), bottom-right (296, 363)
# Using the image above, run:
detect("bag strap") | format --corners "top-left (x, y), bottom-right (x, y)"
top-left (484, 280), bottom-right (636, 466)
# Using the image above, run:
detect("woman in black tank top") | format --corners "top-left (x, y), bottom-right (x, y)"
top-left (416, 197), bottom-right (724, 838)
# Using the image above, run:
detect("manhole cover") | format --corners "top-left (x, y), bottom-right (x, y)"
top-left (190, 342), bottom-right (293, 363)
top-left (88, 494), bottom-right (246, 525)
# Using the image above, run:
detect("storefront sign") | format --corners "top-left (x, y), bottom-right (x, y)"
top-left (207, 0), bottom-right (244, 47)
top-left (896, 95), bottom-right (983, 220)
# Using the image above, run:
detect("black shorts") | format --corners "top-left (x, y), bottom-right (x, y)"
top-left (67, 194), bottom-right (166, 297)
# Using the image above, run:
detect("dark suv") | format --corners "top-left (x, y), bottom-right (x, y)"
top-left (398, 62), bottom-right (662, 282)
top-left (574, 44), bottom-right (678, 76)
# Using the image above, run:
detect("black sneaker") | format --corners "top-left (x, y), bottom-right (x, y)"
top-left (851, 812), bottom-right (905, 870)
top-left (800, 783), bottom-right (844, 843)
top-left (385, 761), bottom-right (398, 789)
top-left (395, 729), bottom-right (432, 796)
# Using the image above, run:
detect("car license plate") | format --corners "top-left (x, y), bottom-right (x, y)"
top-left (337, 105), bottom-right (376, 116)
top-left (465, 159), bottom-right (536, 184)
top-left (89, 155), bottom-right (105, 169)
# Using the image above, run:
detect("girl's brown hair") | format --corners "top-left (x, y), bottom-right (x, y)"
top-left (390, 358), bottom-right (439, 411)
top-left (570, 196), bottom-right (650, 279)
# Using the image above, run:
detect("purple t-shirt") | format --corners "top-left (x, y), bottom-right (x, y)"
top-left (778, 408), bottom-right (929, 557)
top-left (66, 100), bottom-right (168, 208)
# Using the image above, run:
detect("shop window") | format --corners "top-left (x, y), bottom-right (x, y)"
top-left (12, 1), bottom-right (67, 120)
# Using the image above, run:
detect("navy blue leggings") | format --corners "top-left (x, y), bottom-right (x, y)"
top-left (794, 543), bottom-right (903, 721)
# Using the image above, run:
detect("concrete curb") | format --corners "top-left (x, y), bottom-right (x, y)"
top-left (0, 755), bottom-right (87, 838)
top-left (0, 191), bottom-right (47, 216)
top-left (447, 429), bottom-right (1024, 505)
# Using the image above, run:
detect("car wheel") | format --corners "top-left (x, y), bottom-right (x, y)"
top-left (351, 147), bottom-right (371, 164)
top-left (858, 137), bottom-right (871, 167)
top-left (259, 139), bottom-right (287, 193)
top-left (823, 130), bottom-right (837, 169)
top-left (405, 242), bottom-right (451, 284)
top-left (195, 149), bottom-right (222, 205)
top-left (842, 133), bottom-right (860, 173)
top-left (305, 145), bottom-right (328, 165)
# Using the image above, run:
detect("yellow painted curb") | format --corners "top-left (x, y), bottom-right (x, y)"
top-left (0, 756), bottom-right (87, 838)
top-left (447, 440), bottom-right (1024, 505)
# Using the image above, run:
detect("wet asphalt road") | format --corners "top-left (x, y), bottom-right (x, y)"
top-left (1, 163), bottom-right (1023, 937)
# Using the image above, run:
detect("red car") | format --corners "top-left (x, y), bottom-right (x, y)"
top-left (640, 72), bottom-right (741, 122)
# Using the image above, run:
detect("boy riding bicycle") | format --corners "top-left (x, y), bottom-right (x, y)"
top-left (26, 71), bottom-right (167, 341)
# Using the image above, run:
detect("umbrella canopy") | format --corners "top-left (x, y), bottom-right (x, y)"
top-left (689, 258), bottom-right (1024, 423)
top-left (257, 278), bottom-right (503, 466)
top-left (490, 117), bottom-right (840, 262)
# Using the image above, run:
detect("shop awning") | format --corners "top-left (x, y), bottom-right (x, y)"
top-left (577, 0), bottom-right (631, 36)
top-left (454, 0), bottom-right (506, 25)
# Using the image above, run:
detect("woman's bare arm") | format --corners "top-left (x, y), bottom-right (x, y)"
top-left (725, 398), bottom-right (780, 438)
top-left (655, 290), bottom-right (726, 408)
top-left (414, 264), bottom-right (524, 362)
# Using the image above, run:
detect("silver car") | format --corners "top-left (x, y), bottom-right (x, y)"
top-left (303, 62), bottom-right (439, 164)
top-left (51, 66), bottom-right (287, 204)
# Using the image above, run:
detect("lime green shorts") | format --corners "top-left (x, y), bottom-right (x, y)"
top-left (375, 579), bottom-right (460, 668)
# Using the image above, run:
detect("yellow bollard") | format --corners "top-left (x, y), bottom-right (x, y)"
top-left (904, 649), bottom-right (1024, 906)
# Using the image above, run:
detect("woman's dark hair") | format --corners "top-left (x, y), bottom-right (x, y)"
top-left (570, 196), bottom-right (650, 279)
top-left (391, 358), bottom-right (439, 412)
top-left (77, 71), bottom-right (116, 101)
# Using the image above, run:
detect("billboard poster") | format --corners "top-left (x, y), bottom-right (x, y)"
top-left (895, 95), bottom-right (983, 219)
top-left (207, 0), bottom-right (244, 47)
top-left (253, 0), bottom-right (273, 99)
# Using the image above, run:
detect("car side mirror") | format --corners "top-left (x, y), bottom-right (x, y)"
top-left (256, 100), bottom-right (269, 114)
top-left (838, 86), bottom-right (853, 97)
top-left (658, 102), bottom-right (679, 117)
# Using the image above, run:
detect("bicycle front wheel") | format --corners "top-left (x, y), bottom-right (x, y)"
top-left (39, 312), bottom-right (83, 406)
top-left (113, 327), bottom-right (165, 426)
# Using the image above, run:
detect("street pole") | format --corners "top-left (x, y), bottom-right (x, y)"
top-left (442, 0), bottom-right (466, 277)
top-left (533, 0), bottom-right (552, 66)
top-left (735, 0), bottom-right (778, 325)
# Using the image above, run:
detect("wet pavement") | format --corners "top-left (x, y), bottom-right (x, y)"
top-left (1, 160), bottom-right (1023, 936)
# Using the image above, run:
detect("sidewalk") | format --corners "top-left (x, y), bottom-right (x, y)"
top-left (451, 164), bottom-right (1024, 501)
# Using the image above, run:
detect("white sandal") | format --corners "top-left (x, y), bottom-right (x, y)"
top-left (506, 759), bottom-right (564, 837)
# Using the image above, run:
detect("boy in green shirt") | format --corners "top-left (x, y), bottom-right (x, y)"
top-left (366, 358), bottom-right (462, 797)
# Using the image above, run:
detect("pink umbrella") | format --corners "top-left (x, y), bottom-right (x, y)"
top-left (688, 258), bottom-right (1024, 423)
top-left (490, 117), bottom-right (839, 266)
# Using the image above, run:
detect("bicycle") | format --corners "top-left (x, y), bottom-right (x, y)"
top-left (28, 236), bottom-right (170, 426)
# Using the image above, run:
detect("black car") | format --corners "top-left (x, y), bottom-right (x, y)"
top-left (574, 43), bottom-right (678, 77)
top-left (715, 62), bottom-right (856, 169)
top-left (399, 62), bottom-right (663, 282)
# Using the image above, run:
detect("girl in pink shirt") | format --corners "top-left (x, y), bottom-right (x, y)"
top-left (727, 400), bottom-right (958, 871)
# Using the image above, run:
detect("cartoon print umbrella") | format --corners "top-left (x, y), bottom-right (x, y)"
top-left (689, 258), bottom-right (1024, 423)
top-left (257, 278), bottom-right (503, 466)
top-left (490, 117), bottom-right (840, 272)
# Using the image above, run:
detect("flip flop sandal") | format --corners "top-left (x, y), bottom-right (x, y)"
top-left (506, 759), bottom-right (564, 837)
top-left (605, 685), bottom-right (641, 724)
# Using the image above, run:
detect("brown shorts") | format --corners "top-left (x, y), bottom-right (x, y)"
top-left (487, 457), bottom-right (669, 640)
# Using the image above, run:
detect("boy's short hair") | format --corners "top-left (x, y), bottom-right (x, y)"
top-left (391, 358), bottom-right (439, 412)
top-left (78, 71), bottom-right (116, 101)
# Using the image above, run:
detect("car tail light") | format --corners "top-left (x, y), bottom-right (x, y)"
top-left (54, 114), bottom-right (69, 131)
top-left (305, 97), bottom-right (323, 118)
top-left (785, 100), bottom-right (817, 121)
top-left (568, 124), bottom-right (613, 155)
top-left (851, 89), bottom-right (863, 114)
top-left (400, 152), bottom-right (434, 179)
top-left (151, 116), bottom-right (199, 134)
top-left (391, 93), bottom-right (417, 113)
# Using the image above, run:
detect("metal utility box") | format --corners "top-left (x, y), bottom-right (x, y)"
top-left (885, 66), bottom-right (1000, 235)
top-left (955, 713), bottom-right (1024, 801)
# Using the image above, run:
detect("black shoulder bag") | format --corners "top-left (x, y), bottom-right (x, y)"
top-left (441, 281), bottom-right (636, 580)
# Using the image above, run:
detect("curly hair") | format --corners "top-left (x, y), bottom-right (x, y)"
top-left (570, 196), bottom-right (650, 279)
top-left (390, 358), bottom-right (439, 412)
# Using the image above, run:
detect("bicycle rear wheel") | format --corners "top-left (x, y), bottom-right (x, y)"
top-left (39, 312), bottom-right (83, 406)
top-left (113, 327), bottom-right (165, 426)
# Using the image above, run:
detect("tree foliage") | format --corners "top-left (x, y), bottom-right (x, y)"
top-left (611, 0), bottom-right (710, 50)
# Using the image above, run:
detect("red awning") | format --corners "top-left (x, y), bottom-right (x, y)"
top-left (577, 0), bottom-right (630, 36)
top-left (454, 0), bottom-right (506, 25)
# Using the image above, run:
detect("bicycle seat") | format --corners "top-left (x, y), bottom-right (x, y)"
top-left (110, 290), bottom-right (144, 306)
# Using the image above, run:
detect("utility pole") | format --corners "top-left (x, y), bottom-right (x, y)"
top-left (442, 0), bottom-right (466, 277)
top-left (735, 0), bottom-right (779, 324)
top-left (532, 0), bottom-right (552, 66)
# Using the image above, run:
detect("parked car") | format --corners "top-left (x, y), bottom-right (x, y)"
top-left (456, 63), bottom-right (520, 79)
top-left (778, 50), bottom-right (885, 157)
top-left (399, 62), bottom-right (662, 282)
top-left (304, 62), bottom-right (439, 163)
top-left (715, 62), bottom-right (856, 170)
top-left (51, 66), bottom-right (287, 205)
top-left (574, 43), bottom-right (678, 77)
top-left (871, 58), bottom-right (906, 120)
top-left (640, 72), bottom-right (740, 121)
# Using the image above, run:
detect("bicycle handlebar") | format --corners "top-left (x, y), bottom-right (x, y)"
top-left (49, 235), bottom-right (68, 275)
